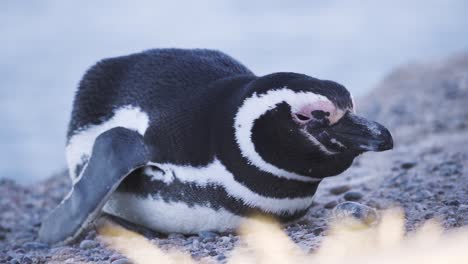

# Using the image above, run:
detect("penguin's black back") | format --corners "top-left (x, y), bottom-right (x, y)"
top-left (68, 49), bottom-right (255, 138)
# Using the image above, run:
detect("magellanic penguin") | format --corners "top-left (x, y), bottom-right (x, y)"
top-left (39, 49), bottom-right (393, 244)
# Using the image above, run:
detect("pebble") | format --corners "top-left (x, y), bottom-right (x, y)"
top-left (79, 240), bottom-right (99, 249)
top-left (218, 236), bottom-right (230, 245)
top-left (343, 191), bottom-right (364, 201)
top-left (312, 227), bottom-right (324, 236)
top-left (332, 202), bottom-right (378, 226)
top-left (324, 200), bottom-right (338, 209)
top-left (329, 185), bottom-right (351, 195)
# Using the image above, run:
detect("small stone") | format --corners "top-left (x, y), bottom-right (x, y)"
top-left (79, 239), bottom-right (98, 249)
top-left (332, 202), bottom-right (378, 226)
top-left (216, 254), bottom-right (227, 261)
top-left (218, 236), bottom-right (230, 245)
top-left (112, 258), bottom-right (132, 264)
top-left (343, 191), bottom-right (364, 201)
top-left (324, 200), bottom-right (338, 209)
top-left (329, 185), bottom-right (351, 195)
top-left (192, 239), bottom-right (200, 248)
top-left (401, 161), bottom-right (417, 170)
top-left (22, 242), bottom-right (49, 250)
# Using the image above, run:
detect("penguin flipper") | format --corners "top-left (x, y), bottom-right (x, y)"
top-left (38, 127), bottom-right (150, 245)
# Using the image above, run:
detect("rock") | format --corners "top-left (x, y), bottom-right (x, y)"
top-left (329, 185), bottom-right (351, 195)
top-left (79, 239), bottom-right (98, 249)
top-left (332, 202), bottom-right (378, 226)
top-left (343, 191), bottom-right (364, 201)
top-left (22, 242), bottom-right (48, 250)
top-left (324, 200), bottom-right (338, 209)
top-left (401, 161), bottom-right (417, 170)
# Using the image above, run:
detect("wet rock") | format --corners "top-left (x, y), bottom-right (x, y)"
top-left (343, 191), bottom-right (364, 201)
top-left (79, 239), bottom-right (98, 249)
top-left (332, 202), bottom-right (378, 226)
top-left (329, 185), bottom-right (351, 195)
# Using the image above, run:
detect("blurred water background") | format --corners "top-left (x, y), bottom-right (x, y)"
top-left (1, 0), bottom-right (468, 183)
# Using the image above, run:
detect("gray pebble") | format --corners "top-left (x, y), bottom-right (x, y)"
top-left (193, 238), bottom-right (201, 247)
top-left (343, 191), bottom-right (364, 201)
top-left (324, 200), bottom-right (338, 209)
top-left (401, 161), bottom-right (417, 170)
top-left (218, 236), bottom-right (230, 245)
top-left (112, 258), bottom-right (132, 264)
top-left (329, 185), bottom-right (351, 195)
top-left (312, 227), bottom-right (324, 236)
top-left (79, 239), bottom-right (98, 249)
top-left (332, 202), bottom-right (378, 225)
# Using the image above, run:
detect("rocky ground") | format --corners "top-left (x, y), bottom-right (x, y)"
top-left (1, 53), bottom-right (467, 264)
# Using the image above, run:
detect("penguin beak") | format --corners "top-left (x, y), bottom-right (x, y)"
top-left (325, 112), bottom-right (393, 152)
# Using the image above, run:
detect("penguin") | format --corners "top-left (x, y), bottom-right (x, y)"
top-left (39, 48), bottom-right (393, 244)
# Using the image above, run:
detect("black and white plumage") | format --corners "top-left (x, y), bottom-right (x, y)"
top-left (39, 49), bottom-right (393, 244)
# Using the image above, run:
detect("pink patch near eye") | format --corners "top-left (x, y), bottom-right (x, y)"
top-left (292, 101), bottom-right (338, 124)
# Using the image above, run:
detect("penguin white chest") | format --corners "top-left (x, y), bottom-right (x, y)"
top-left (103, 192), bottom-right (244, 234)
top-left (102, 161), bottom-right (315, 234)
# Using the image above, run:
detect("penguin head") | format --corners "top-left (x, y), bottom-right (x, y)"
top-left (234, 73), bottom-right (393, 179)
